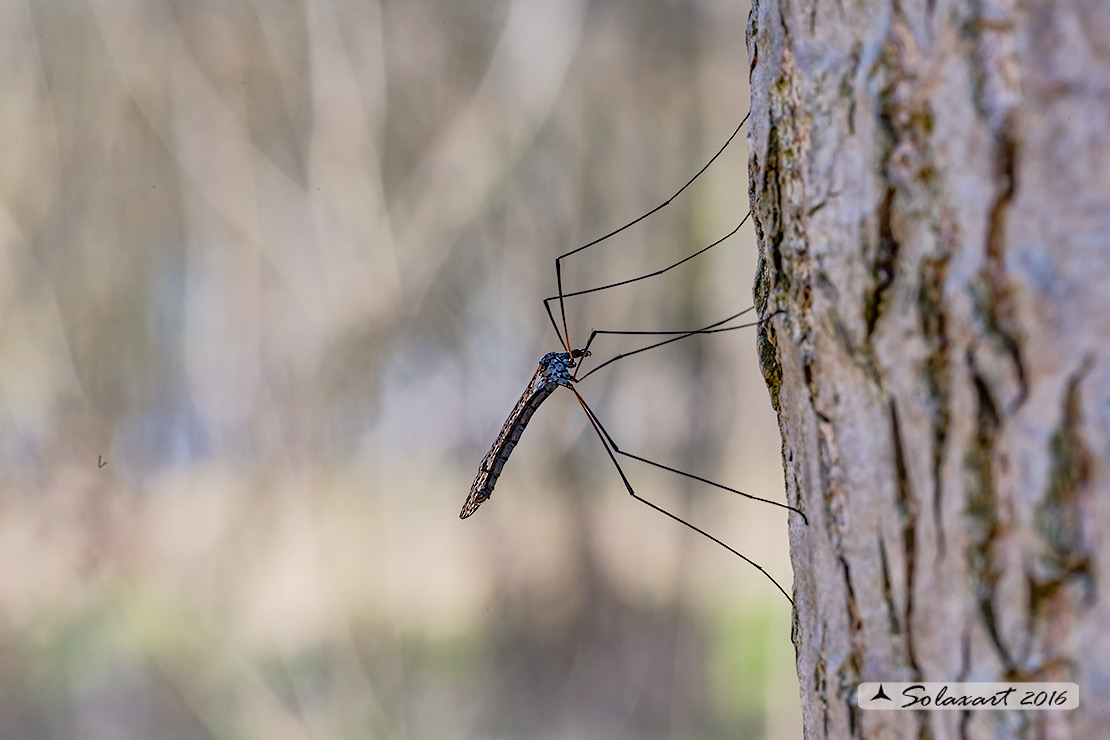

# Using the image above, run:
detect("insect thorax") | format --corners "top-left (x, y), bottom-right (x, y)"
top-left (538, 350), bottom-right (588, 387)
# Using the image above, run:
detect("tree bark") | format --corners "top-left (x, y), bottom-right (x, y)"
top-left (746, 1), bottom-right (1110, 738)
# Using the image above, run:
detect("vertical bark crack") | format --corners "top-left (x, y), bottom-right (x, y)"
top-left (964, 364), bottom-right (1014, 670)
top-left (878, 536), bottom-right (900, 637)
top-left (919, 244), bottom-right (952, 555)
top-left (866, 187), bottom-right (899, 336)
top-left (974, 120), bottom-right (1026, 405)
top-left (1034, 358), bottom-right (1095, 592)
top-left (815, 640), bottom-right (830, 738)
top-left (888, 401), bottom-right (921, 677)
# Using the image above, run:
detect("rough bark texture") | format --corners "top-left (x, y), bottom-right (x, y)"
top-left (746, 1), bottom-right (1110, 738)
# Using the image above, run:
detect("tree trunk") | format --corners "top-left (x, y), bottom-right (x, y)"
top-left (746, 1), bottom-right (1110, 738)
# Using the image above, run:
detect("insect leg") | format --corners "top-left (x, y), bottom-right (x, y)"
top-left (569, 387), bottom-right (796, 606)
top-left (573, 380), bottom-right (806, 522)
top-left (544, 212), bottom-right (751, 351)
top-left (574, 308), bottom-right (782, 381)
top-left (547, 113), bottom-right (750, 350)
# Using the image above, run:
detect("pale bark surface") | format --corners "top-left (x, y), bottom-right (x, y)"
top-left (746, 1), bottom-right (1110, 738)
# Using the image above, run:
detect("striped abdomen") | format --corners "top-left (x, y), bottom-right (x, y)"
top-left (460, 351), bottom-right (581, 519)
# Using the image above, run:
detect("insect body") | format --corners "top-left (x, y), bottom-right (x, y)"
top-left (459, 112), bottom-right (807, 604)
top-left (461, 349), bottom-right (588, 519)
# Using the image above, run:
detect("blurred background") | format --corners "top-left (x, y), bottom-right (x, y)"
top-left (0, 0), bottom-right (800, 738)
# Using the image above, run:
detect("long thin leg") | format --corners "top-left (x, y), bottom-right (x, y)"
top-left (544, 213), bottom-right (751, 346)
top-left (571, 308), bottom-right (803, 518)
top-left (575, 309), bottom-right (787, 381)
top-left (570, 387), bottom-right (796, 606)
top-left (573, 386), bottom-right (807, 522)
top-left (536, 113), bottom-right (800, 600)
top-left (550, 113), bottom-right (751, 351)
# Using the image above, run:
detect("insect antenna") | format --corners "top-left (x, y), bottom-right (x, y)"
top-left (570, 387), bottom-right (797, 606)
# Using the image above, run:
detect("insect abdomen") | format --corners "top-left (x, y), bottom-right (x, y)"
top-left (460, 351), bottom-right (580, 519)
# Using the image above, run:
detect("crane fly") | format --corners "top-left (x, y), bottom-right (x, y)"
top-left (460, 111), bottom-right (808, 605)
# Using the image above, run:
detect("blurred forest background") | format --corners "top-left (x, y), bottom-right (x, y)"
top-left (0, 0), bottom-right (801, 738)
